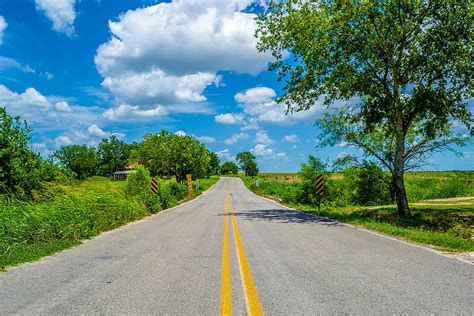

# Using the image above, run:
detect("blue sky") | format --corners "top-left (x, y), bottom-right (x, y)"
top-left (0, 0), bottom-right (472, 172)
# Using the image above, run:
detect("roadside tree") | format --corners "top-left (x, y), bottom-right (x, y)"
top-left (236, 151), bottom-right (259, 177)
top-left (0, 107), bottom-right (43, 196)
top-left (256, 0), bottom-right (473, 217)
top-left (220, 161), bottom-right (239, 175)
top-left (53, 145), bottom-right (99, 180)
top-left (97, 136), bottom-right (130, 176)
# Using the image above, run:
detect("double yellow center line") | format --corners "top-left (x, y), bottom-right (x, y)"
top-left (221, 185), bottom-right (264, 316)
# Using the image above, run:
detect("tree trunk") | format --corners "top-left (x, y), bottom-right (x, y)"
top-left (392, 168), bottom-right (411, 217)
top-left (393, 115), bottom-right (412, 217)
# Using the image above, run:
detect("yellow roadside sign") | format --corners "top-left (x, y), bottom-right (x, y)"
top-left (186, 174), bottom-right (193, 197)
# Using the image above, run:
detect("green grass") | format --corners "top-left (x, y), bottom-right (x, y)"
top-left (242, 171), bottom-right (474, 252)
top-left (296, 203), bottom-right (474, 252)
top-left (1, 175), bottom-right (219, 270)
top-left (194, 175), bottom-right (220, 194)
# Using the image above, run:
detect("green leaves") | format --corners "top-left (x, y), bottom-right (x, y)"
top-left (236, 151), bottom-right (259, 177)
top-left (0, 107), bottom-right (44, 197)
top-left (132, 130), bottom-right (216, 182)
top-left (53, 145), bottom-right (99, 180)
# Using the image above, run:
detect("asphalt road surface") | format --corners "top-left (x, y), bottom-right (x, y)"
top-left (1, 177), bottom-right (472, 314)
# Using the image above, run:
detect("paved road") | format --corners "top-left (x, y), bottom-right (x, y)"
top-left (1, 177), bottom-right (472, 314)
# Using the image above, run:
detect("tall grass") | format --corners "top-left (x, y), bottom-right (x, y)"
top-left (241, 172), bottom-right (474, 252)
top-left (1, 175), bottom-right (219, 269)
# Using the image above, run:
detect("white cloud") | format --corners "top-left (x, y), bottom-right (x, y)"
top-left (284, 134), bottom-right (300, 143)
top-left (252, 144), bottom-right (274, 156)
top-left (87, 124), bottom-right (111, 138)
top-left (94, 0), bottom-right (272, 116)
top-left (215, 113), bottom-right (244, 125)
top-left (216, 148), bottom-right (235, 162)
top-left (55, 101), bottom-right (72, 112)
top-left (175, 130), bottom-right (186, 136)
top-left (101, 69), bottom-right (219, 106)
top-left (235, 87), bottom-right (276, 104)
top-left (0, 16), bottom-right (7, 44)
top-left (233, 86), bottom-right (356, 126)
top-left (224, 132), bottom-right (250, 144)
top-left (255, 130), bottom-right (274, 145)
top-left (41, 72), bottom-right (54, 80)
top-left (55, 134), bottom-right (73, 146)
top-left (197, 136), bottom-right (216, 144)
top-left (0, 84), bottom-right (104, 141)
top-left (35, 0), bottom-right (76, 36)
top-left (55, 125), bottom-right (125, 148)
top-left (103, 104), bottom-right (168, 121)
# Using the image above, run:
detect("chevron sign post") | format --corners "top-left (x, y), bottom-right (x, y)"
top-left (315, 174), bottom-right (324, 211)
top-left (150, 178), bottom-right (159, 194)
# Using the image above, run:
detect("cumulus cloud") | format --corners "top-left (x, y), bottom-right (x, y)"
top-left (0, 84), bottom-right (105, 144)
top-left (55, 125), bottom-right (125, 148)
top-left (283, 134), bottom-right (300, 143)
top-left (255, 130), bottom-right (274, 145)
top-left (0, 16), bottom-right (7, 44)
top-left (252, 144), bottom-right (274, 156)
top-left (216, 148), bottom-right (235, 162)
top-left (54, 101), bottom-right (72, 112)
top-left (175, 130), bottom-right (186, 136)
top-left (197, 136), bottom-right (216, 144)
top-left (94, 0), bottom-right (272, 116)
top-left (224, 132), bottom-right (250, 144)
top-left (232, 86), bottom-right (359, 129)
top-left (101, 69), bottom-right (219, 106)
top-left (215, 113), bottom-right (244, 125)
top-left (103, 104), bottom-right (168, 121)
top-left (35, 0), bottom-right (76, 36)
top-left (235, 86), bottom-right (276, 104)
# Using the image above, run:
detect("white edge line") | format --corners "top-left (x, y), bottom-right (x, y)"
top-left (237, 178), bottom-right (473, 266)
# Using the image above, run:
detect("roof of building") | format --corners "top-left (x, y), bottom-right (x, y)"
top-left (113, 170), bottom-right (134, 175)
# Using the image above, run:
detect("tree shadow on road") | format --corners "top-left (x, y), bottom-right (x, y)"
top-left (219, 208), bottom-right (343, 226)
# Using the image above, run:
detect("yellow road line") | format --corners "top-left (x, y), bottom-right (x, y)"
top-left (229, 194), bottom-right (265, 316)
top-left (221, 194), bottom-right (232, 315)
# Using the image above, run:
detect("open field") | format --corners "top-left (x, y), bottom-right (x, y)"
top-left (242, 171), bottom-right (474, 252)
top-left (0, 176), bottom-right (219, 270)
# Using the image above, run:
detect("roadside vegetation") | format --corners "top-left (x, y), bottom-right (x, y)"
top-left (0, 108), bottom-right (219, 270)
top-left (241, 163), bottom-right (474, 252)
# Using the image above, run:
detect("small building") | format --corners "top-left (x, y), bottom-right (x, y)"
top-left (113, 164), bottom-right (136, 181)
top-left (113, 170), bottom-right (133, 181)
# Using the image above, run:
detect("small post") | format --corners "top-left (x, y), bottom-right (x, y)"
top-left (315, 174), bottom-right (324, 211)
top-left (186, 174), bottom-right (193, 198)
top-left (150, 178), bottom-right (159, 194)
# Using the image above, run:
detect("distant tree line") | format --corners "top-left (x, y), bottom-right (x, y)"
top-left (0, 107), bottom-right (222, 198)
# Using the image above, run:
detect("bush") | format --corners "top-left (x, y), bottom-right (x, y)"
top-left (351, 162), bottom-right (391, 206)
top-left (144, 194), bottom-right (162, 213)
top-left (125, 167), bottom-right (151, 197)
top-left (0, 107), bottom-right (45, 198)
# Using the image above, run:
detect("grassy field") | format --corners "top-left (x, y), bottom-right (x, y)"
top-left (242, 172), bottom-right (474, 252)
top-left (0, 176), bottom-right (219, 270)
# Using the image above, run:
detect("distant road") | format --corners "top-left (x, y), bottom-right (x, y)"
top-left (1, 177), bottom-right (472, 314)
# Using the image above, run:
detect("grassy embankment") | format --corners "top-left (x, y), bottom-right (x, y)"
top-left (0, 175), bottom-right (219, 270)
top-left (242, 172), bottom-right (474, 252)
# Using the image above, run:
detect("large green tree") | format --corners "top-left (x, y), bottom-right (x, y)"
top-left (220, 161), bottom-right (239, 175)
top-left (256, 0), bottom-right (473, 217)
top-left (236, 151), bottom-right (259, 177)
top-left (53, 145), bottom-right (99, 180)
top-left (133, 131), bottom-right (214, 182)
top-left (97, 136), bottom-right (130, 176)
top-left (0, 107), bottom-right (43, 196)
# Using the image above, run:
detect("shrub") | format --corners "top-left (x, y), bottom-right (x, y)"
top-left (351, 162), bottom-right (391, 206)
top-left (0, 107), bottom-right (44, 198)
top-left (125, 167), bottom-right (151, 197)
